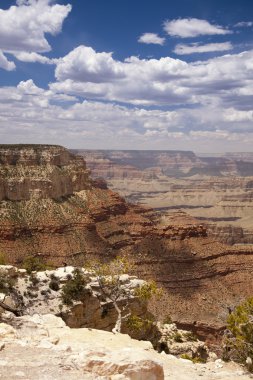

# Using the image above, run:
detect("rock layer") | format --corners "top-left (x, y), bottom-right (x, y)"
top-left (76, 149), bottom-right (253, 244)
top-left (1, 145), bottom-right (253, 339)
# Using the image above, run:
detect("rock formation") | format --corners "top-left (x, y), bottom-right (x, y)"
top-left (1, 145), bottom-right (253, 341)
top-left (0, 313), bottom-right (251, 379)
top-left (76, 149), bottom-right (253, 244)
top-left (0, 264), bottom-right (150, 337)
top-left (0, 263), bottom-right (212, 362)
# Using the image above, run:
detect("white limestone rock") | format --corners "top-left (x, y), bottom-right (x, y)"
top-left (0, 323), bottom-right (17, 340)
top-left (66, 348), bottom-right (164, 380)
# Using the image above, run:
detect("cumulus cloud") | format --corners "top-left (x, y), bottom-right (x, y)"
top-left (0, 80), bottom-right (252, 151)
top-left (0, 0), bottom-right (71, 70)
top-left (163, 18), bottom-right (231, 38)
top-left (51, 44), bottom-right (253, 112)
top-left (174, 42), bottom-right (233, 55)
top-left (138, 33), bottom-right (165, 45)
top-left (235, 21), bottom-right (253, 28)
top-left (0, 51), bottom-right (15, 71)
top-left (55, 46), bottom-right (125, 83)
top-left (223, 108), bottom-right (253, 122)
top-left (13, 52), bottom-right (56, 64)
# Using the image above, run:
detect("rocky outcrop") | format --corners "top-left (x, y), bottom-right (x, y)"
top-left (0, 313), bottom-right (164, 380)
top-left (0, 265), bottom-right (150, 337)
top-left (0, 264), bottom-right (211, 362)
top-left (0, 313), bottom-right (251, 380)
top-left (0, 145), bottom-right (91, 201)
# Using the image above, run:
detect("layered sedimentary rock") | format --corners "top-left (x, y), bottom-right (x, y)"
top-left (1, 145), bottom-right (253, 339)
top-left (0, 145), bottom-right (207, 265)
top-left (75, 150), bottom-right (253, 178)
top-left (76, 149), bottom-right (253, 244)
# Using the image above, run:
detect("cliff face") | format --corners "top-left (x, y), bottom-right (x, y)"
top-left (0, 145), bottom-right (90, 201)
top-left (0, 145), bottom-right (208, 265)
top-left (74, 150), bottom-right (253, 178)
top-left (75, 150), bottom-right (253, 245)
top-left (1, 145), bottom-right (253, 338)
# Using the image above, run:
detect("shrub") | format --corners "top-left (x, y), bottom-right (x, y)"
top-left (49, 279), bottom-right (60, 291)
top-left (180, 353), bottom-right (192, 361)
top-left (163, 315), bottom-right (173, 324)
top-left (22, 256), bottom-right (46, 274)
top-left (173, 332), bottom-right (183, 343)
top-left (0, 253), bottom-right (6, 265)
top-left (134, 280), bottom-right (163, 301)
top-left (29, 273), bottom-right (39, 286)
top-left (0, 274), bottom-right (15, 294)
top-left (61, 268), bottom-right (87, 305)
top-left (184, 331), bottom-right (198, 342)
top-left (180, 353), bottom-right (206, 364)
top-left (126, 314), bottom-right (154, 332)
top-left (223, 297), bottom-right (253, 370)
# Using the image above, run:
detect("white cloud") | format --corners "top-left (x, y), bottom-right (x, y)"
top-left (0, 50), bottom-right (15, 71)
top-left (138, 33), bottom-right (165, 45)
top-left (51, 45), bottom-right (253, 112)
top-left (1, 80), bottom-right (253, 151)
top-left (174, 42), bottom-right (233, 55)
top-left (223, 108), bottom-right (253, 122)
top-left (0, 0), bottom-right (71, 70)
top-left (14, 51), bottom-right (56, 64)
top-left (55, 46), bottom-right (125, 83)
top-left (235, 21), bottom-right (253, 28)
top-left (163, 18), bottom-right (231, 38)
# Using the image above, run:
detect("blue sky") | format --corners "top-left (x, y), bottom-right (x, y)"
top-left (0, 0), bottom-right (253, 152)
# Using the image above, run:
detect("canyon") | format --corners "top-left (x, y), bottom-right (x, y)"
top-left (75, 150), bottom-right (253, 245)
top-left (0, 145), bottom-right (253, 343)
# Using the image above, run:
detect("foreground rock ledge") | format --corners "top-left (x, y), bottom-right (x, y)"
top-left (0, 314), bottom-right (251, 380)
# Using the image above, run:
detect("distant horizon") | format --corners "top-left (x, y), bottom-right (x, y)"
top-left (1, 143), bottom-right (253, 156)
top-left (0, 1), bottom-right (253, 152)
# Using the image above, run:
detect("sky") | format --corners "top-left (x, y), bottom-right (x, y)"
top-left (0, 0), bottom-right (253, 152)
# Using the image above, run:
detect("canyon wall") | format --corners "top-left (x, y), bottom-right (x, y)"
top-left (1, 145), bottom-right (253, 339)
top-left (76, 149), bottom-right (253, 244)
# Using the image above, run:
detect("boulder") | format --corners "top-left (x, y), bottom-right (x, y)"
top-left (65, 348), bottom-right (164, 380)
top-left (0, 323), bottom-right (17, 340)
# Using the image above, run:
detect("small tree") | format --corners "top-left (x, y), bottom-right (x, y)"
top-left (61, 268), bottom-right (87, 305)
top-left (223, 297), bottom-right (253, 370)
top-left (87, 257), bottom-right (161, 334)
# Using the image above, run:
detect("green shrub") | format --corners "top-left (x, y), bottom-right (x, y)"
top-left (0, 253), bottom-right (6, 265)
top-left (126, 314), bottom-right (154, 332)
top-left (61, 269), bottom-right (87, 305)
top-left (22, 256), bottom-right (46, 274)
top-left (134, 280), bottom-right (163, 301)
top-left (0, 274), bottom-right (15, 294)
top-left (173, 332), bottom-right (183, 343)
top-left (49, 279), bottom-right (60, 291)
top-left (180, 353), bottom-right (206, 364)
top-left (223, 297), bottom-right (253, 370)
top-left (184, 331), bottom-right (198, 342)
top-left (29, 273), bottom-right (39, 286)
top-left (163, 315), bottom-right (173, 324)
top-left (180, 353), bottom-right (192, 361)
